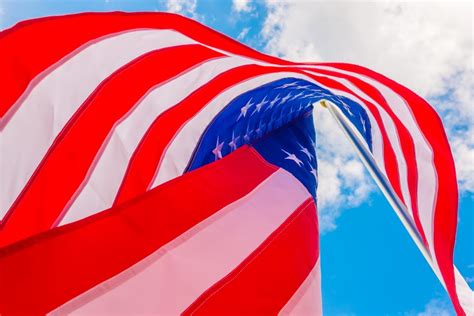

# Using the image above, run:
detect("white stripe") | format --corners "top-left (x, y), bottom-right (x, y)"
top-left (279, 259), bottom-right (322, 316)
top-left (51, 168), bottom-right (311, 315)
top-left (59, 56), bottom-right (252, 225)
top-left (455, 267), bottom-right (474, 315)
top-left (0, 29), bottom-right (198, 219)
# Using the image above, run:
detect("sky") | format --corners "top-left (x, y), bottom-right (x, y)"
top-left (0, 0), bottom-right (472, 314)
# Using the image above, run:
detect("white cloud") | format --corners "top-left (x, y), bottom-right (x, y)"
top-left (407, 298), bottom-right (454, 316)
top-left (263, 1), bottom-right (471, 97)
top-left (232, 0), bottom-right (253, 13)
top-left (0, 1), bottom-right (4, 30)
top-left (164, 0), bottom-right (199, 19)
top-left (314, 106), bottom-right (374, 232)
top-left (451, 134), bottom-right (474, 193)
top-left (261, 1), bottom-right (473, 230)
top-left (237, 27), bottom-right (250, 40)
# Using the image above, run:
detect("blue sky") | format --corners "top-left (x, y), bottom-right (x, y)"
top-left (0, 0), bottom-right (472, 315)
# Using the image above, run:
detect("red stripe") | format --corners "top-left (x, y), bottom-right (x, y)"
top-left (0, 146), bottom-right (277, 315)
top-left (306, 67), bottom-right (428, 247)
top-left (0, 44), bottom-right (223, 247)
top-left (0, 12), bottom-right (296, 119)
top-left (318, 62), bottom-right (462, 315)
top-left (183, 198), bottom-right (319, 315)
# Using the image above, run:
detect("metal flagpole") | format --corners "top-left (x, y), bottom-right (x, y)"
top-left (318, 100), bottom-right (447, 288)
top-left (322, 99), bottom-right (474, 311)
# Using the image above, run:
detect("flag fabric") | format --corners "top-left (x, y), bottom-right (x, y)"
top-left (0, 12), bottom-right (471, 315)
top-left (1, 147), bottom-right (321, 314)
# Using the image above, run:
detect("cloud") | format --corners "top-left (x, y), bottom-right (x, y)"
top-left (163, 0), bottom-right (199, 19)
top-left (237, 27), bottom-right (250, 41)
top-left (406, 298), bottom-right (454, 316)
top-left (261, 1), bottom-right (473, 230)
top-left (263, 1), bottom-right (471, 97)
top-left (0, 1), bottom-right (5, 30)
top-left (314, 106), bottom-right (374, 232)
top-left (232, 0), bottom-right (253, 13)
top-left (466, 264), bottom-right (474, 284)
top-left (451, 134), bottom-right (474, 193)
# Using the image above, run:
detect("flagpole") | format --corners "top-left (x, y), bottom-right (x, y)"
top-left (318, 100), bottom-right (446, 288)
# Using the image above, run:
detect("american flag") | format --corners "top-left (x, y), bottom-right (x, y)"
top-left (0, 12), bottom-right (472, 315)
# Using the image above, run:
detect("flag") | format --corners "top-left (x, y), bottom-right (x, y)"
top-left (0, 12), bottom-right (471, 315)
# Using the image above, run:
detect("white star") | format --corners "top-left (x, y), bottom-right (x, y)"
top-left (256, 120), bottom-right (266, 137)
top-left (294, 84), bottom-right (312, 90)
top-left (282, 149), bottom-right (303, 167)
top-left (252, 95), bottom-right (269, 115)
top-left (243, 125), bottom-right (253, 143)
top-left (228, 131), bottom-right (240, 151)
top-left (276, 81), bottom-right (299, 89)
top-left (275, 108), bottom-right (286, 125)
top-left (266, 94), bottom-right (281, 110)
top-left (318, 92), bottom-right (333, 98)
top-left (360, 115), bottom-right (367, 133)
top-left (283, 107), bottom-right (293, 122)
top-left (310, 166), bottom-right (318, 181)
top-left (297, 103), bottom-right (303, 112)
top-left (274, 116), bottom-right (283, 128)
top-left (280, 92), bottom-right (292, 104)
top-left (302, 93), bottom-right (317, 99)
top-left (237, 98), bottom-right (254, 120)
top-left (290, 91), bottom-right (305, 101)
top-left (342, 102), bottom-right (354, 116)
top-left (212, 137), bottom-right (224, 160)
top-left (299, 143), bottom-right (314, 161)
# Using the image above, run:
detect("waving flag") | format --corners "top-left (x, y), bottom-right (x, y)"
top-left (0, 12), bottom-right (471, 315)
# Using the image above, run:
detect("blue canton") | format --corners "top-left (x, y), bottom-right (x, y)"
top-left (184, 77), bottom-right (373, 199)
